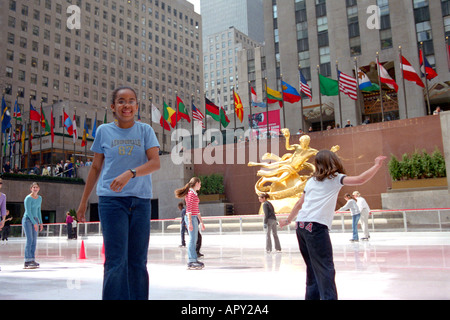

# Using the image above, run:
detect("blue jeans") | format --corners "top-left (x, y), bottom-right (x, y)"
top-left (99, 196), bottom-right (151, 300)
top-left (296, 222), bottom-right (338, 300)
top-left (22, 217), bottom-right (38, 262)
top-left (352, 214), bottom-right (361, 240)
top-left (185, 215), bottom-right (198, 263)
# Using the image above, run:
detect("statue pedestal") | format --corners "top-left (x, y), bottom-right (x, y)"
top-left (259, 196), bottom-right (301, 215)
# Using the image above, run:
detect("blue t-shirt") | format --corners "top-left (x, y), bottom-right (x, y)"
top-left (91, 121), bottom-right (160, 199)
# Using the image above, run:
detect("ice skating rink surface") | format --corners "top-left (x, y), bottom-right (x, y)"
top-left (0, 231), bottom-right (449, 300)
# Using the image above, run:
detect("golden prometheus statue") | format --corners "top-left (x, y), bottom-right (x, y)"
top-left (248, 129), bottom-right (339, 214)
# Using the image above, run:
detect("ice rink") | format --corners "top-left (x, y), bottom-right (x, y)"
top-left (0, 231), bottom-right (449, 300)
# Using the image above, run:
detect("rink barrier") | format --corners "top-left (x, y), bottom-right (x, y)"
top-left (8, 208), bottom-right (450, 238)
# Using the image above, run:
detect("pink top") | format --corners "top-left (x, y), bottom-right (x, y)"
top-left (185, 189), bottom-right (200, 216)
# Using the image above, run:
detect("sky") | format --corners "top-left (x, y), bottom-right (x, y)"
top-left (187, 0), bottom-right (201, 13)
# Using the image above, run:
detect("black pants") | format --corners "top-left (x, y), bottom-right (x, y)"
top-left (296, 222), bottom-right (337, 300)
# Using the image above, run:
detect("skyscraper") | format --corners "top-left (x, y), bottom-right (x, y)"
top-left (0, 0), bottom-right (203, 155)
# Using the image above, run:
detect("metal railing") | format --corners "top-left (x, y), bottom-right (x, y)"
top-left (8, 208), bottom-right (450, 238)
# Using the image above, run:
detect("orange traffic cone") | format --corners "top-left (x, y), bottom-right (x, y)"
top-left (78, 240), bottom-right (87, 259)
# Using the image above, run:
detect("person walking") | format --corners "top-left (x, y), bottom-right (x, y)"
top-left (258, 193), bottom-right (281, 253)
top-left (353, 191), bottom-right (371, 240)
top-left (175, 177), bottom-right (206, 269)
top-left (178, 202), bottom-right (187, 247)
top-left (66, 212), bottom-right (73, 239)
top-left (280, 150), bottom-right (386, 300)
top-left (338, 193), bottom-right (361, 242)
top-left (76, 86), bottom-right (161, 300)
top-left (22, 182), bottom-right (43, 269)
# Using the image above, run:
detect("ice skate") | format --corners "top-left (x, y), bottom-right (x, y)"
top-left (24, 261), bottom-right (40, 269)
top-left (187, 261), bottom-right (204, 270)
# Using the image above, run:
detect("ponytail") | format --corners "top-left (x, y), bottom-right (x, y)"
top-left (175, 177), bottom-right (201, 199)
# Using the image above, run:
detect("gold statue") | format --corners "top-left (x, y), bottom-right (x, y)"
top-left (248, 129), bottom-right (339, 213)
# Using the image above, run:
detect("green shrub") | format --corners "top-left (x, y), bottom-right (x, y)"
top-left (198, 174), bottom-right (224, 195)
top-left (388, 148), bottom-right (446, 181)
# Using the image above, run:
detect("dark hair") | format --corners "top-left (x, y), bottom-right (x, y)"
top-left (175, 177), bottom-right (201, 199)
top-left (344, 193), bottom-right (357, 201)
top-left (312, 150), bottom-right (346, 182)
top-left (111, 86), bottom-right (137, 105)
top-left (258, 192), bottom-right (269, 199)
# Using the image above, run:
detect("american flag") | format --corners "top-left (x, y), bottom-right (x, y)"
top-left (299, 70), bottom-right (312, 101)
top-left (338, 71), bottom-right (358, 100)
top-left (192, 103), bottom-right (205, 128)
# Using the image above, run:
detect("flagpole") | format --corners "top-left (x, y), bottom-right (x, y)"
top-left (447, 36), bottom-right (450, 72)
top-left (298, 66), bottom-right (305, 132)
top-left (84, 112), bottom-right (87, 163)
top-left (51, 105), bottom-right (54, 175)
top-left (376, 52), bottom-right (385, 122)
top-left (13, 93), bottom-right (18, 169)
top-left (399, 46), bottom-right (409, 119)
top-left (191, 94), bottom-right (195, 150)
top-left (73, 107), bottom-right (77, 176)
top-left (28, 97), bottom-right (31, 169)
top-left (317, 66), bottom-right (324, 131)
top-left (233, 87), bottom-right (237, 131)
top-left (0, 92), bottom-right (4, 171)
top-left (335, 61), bottom-right (343, 127)
top-left (420, 42), bottom-right (431, 115)
top-left (264, 78), bottom-right (270, 139)
top-left (162, 96), bottom-right (166, 154)
top-left (280, 74), bottom-right (286, 129)
top-left (39, 100), bottom-right (43, 169)
top-left (247, 81), bottom-right (254, 129)
top-left (62, 107), bottom-right (66, 166)
top-left (204, 94), bottom-right (208, 146)
top-left (354, 57), bottom-right (362, 125)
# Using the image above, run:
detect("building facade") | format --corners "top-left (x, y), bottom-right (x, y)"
top-left (260, 0), bottom-right (450, 132)
top-left (0, 0), bottom-right (203, 156)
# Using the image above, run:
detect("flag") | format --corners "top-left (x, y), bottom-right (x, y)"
top-left (1, 96), bottom-right (12, 133)
top-left (30, 103), bottom-right (41, 122)
top-left (21, 126), bottom-right (25, 154)
top-left (319, 74), bottom-right (339, 96)
top-left (220, 107), bottom-right (231, 128)
top-left (14, 99), bottom-right (22, 121)
top-left (281, 81), bottom-right (301, 103)
top-left (72, 114), bottom-right (78, 144)
top-left (50, 108), bottom-right (55, 144)
top-left (192, 104), bottom-right (205, 128)
top-left (151, 103), bottom-right (162, 124)
top-left (176, 96), bottom-right (191, 123)
top-left (163, 101), bottom-right (177, 128)
top-left (234, 91), bottom-right (244, 123)
top-left (266, 86), bottom-right (283, 107)
top-left (81, 118), bottom-right (89, 147)
top-left (419, 50), bottom-right (438, 80)
top-left (299, 70), bottom-right (312, 101)
top-left (338, 71), bottom-right (358, 100)
top-left (205, 98), bottom-right (230, 127)
top-left (400, 55), bottom-right (424, 88)
top-left (377, 59), bottom-right (398, 92)
top-left (92, 114), bottom-right (97, 138)
top-left (251, 87), bottom-right (267, 108)
top-left (357, 69), bottom-right (379, 92)
top-left (40, 106), bottom-right (51, 135)
top-left (63, 111), bottom-right (73, 135)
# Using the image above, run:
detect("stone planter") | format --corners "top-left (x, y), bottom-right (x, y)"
top-left (391, 177), bottom-right (447, 190)
top-left (198, 194), bottom-right (226, 203)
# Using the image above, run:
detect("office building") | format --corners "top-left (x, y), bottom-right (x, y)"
top-left (0, 0), bottom-right (203, 160)
top-left (260, 0), bottom-right (449, 131)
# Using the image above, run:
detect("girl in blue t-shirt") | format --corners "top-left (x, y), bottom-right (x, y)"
top-left (77, 86), bottom-right (160, 300)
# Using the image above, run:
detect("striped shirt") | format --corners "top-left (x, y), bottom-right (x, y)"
top-left (185, 189), bottom-right (200, 216)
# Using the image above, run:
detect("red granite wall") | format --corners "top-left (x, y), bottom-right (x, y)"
top-left (194, 115), bottom-right (444, 215)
